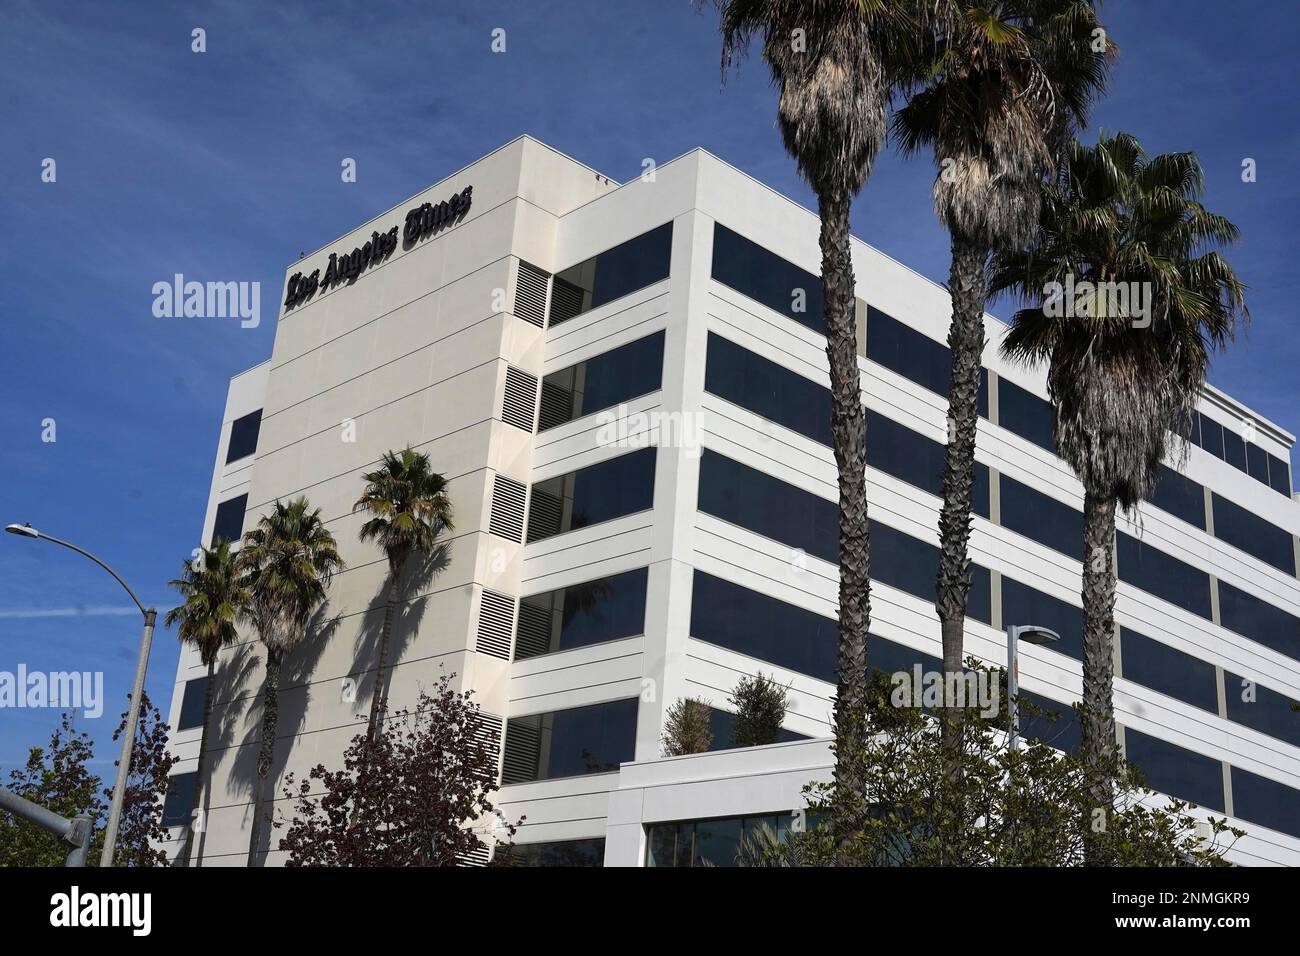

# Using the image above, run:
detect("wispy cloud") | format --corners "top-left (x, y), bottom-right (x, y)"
top-left (0, 606), bottom-right (143, 620)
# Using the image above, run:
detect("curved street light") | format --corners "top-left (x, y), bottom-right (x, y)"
top-left (5, 523), bottom-right (157, 867)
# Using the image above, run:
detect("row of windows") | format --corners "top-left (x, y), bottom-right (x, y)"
top-left (504, 838), bottom-right (605, 867)
top-left (549, 222), bottom-right (673, 327)
top-left (709, 222), bottom-right (1293, 543)
top-left (514, 567), bottom-right (648, 660)
top-left (1186, 410), bottom-right (1292, 497)
top-left (538, 331), bottom-right (665, 432)
top-left (647, 812), bottom-right (805, 868)
top-left (501, 697), bottom-right (639, 785)
top-left (697, 449), bottom-right (993, 624)
top-left (525, 447), bottom-right (657, 543)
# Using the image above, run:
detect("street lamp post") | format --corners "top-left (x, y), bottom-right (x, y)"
top-left (5, 523), bottom-right (157, 867)
top-left (1005, 624), bottom-right (1061, 751)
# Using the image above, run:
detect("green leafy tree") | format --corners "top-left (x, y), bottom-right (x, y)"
top-left (891, 1), bottom-right (1113, 764)
top-left (991, 133), bottom-right (1247, 856)
top-left (729, 673), bottom-right (789, 747)
top-left (164, 539), bottom-right (248, 865)
top-left (277, 676), bottom-right (515, 866)
top-left (707, 2), bottom-right (922, 835)
top-left (0, 694), bottom-right (176, 867)
top-left (238, 497), bottom-right (344, 866)
top-left (774, 668), bottom-right (1242, 866)
top-left (354, 447), bottom-right (453, 739)
top-left (662, 698), bottom-right (713, 756)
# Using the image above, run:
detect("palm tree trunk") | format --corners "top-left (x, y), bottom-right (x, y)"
top-left (818, 188), bottom-right (871, 855)
top-left (247, 647), bottom-right (282, 867)
top-left (366, 569), bottom-right (401, 741)
top-left (181, 659), bottom-right (216, 867)
top-left (1081, 490), bottom-right (1118, 865)
top-left (936, 235), bottom-right (988, 766)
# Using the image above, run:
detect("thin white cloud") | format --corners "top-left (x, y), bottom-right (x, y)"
top-left (0, 606), bottom-right (142, 619)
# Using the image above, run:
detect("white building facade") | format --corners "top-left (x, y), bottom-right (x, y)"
top-left (163, 136), bottom-right (1300, 867)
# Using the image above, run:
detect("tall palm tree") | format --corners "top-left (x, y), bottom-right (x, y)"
top-left (238, 497), bottom-right (344, 866)
top-left (991, 132), bottom-right (1246, 854)
top-left (710, 0), bottom-right (919, 842)
top-left (891, 0), bottom-right (1112, 736)
top-left (164, 540), bottom-right (248, 867)
top-left (354, 447), bottom-right (453, 739)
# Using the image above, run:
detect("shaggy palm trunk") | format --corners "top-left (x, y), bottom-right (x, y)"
top-left (1080, 490), bottom-right (1118, 865)
top-left (366, 566), bottom-right (402, 740)
top-left (936, 236), bottom-right (988, 774)
top-left (181, 659), bottom-right (216, 867)
top-left (247, 647), bottom-right (282, 867)
top-left (819, 189), bottom-right (871, 856)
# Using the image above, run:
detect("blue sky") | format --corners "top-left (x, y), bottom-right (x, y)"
top-left (1, 0), bottom-right (1296, 771)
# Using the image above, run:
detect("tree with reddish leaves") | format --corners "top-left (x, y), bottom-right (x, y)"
top-left (277, 675), bottom-right (516, 867)
top-left (104, 691), bottom-right (177, 867)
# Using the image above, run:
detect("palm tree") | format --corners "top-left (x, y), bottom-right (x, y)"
top-left (991, 132), bottom-right (1246, 855)
top-left (354, 447), bottom-right (453, 739)
top-left (164, 540), bottom-right (248, 867)
top-left (891, 0), bottom-right (1112, 737)
top-left (238, 497), bottom-right (344, 866)
top-left (709, 0), bottom-right (919, 843)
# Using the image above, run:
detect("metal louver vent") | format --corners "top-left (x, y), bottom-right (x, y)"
top-left (514, 261), bottom-right (550, 328)
top-left (525, 487), bottom-right (563, 543)
top-left (502, 366), bottom-right (538, 433)
top-left (470, 710), bottom-right (505, 785)
top-left (537, 379), bottom-right (575, 432)
top-left (476, 590), bottom-right (515, 660)
top-left (488, 475), bottom-right (527, 543)
top-left (548, 277), bottom-right (585, 326)
top-left (501, 719), bottom-right (541, 786)
top-left (455, 844), bottom-right (492, 867)
top-left (514, 600), bottom-right (553, 659)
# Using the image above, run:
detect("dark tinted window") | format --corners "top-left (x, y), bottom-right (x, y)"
top-left (1218, 581), bottom-right (1300, 661)
top-left (506, 838), bottom-right (605, 867)
top-left (705, 707), bottom-right (807, 751)
top-left (998, 378), bottom-right (1055, 452)
top-left (1211, 494), bottom-right (1296, 575)
top-left (226, 409), bottom-right (262, 463)
top-left (526, 448), bottom-right (656, 543)
top-left (1195, 413), bottom-right (1224, 458)
top-left (999, 475), bottom-right (1083, 561)
top-left (705, 332), bottom-right (832, 445)
top-left (874, 522), bottom-right (992, 624)
top-left (691, 571), bottom-right (838, 682)
top-left (1224, 671), bottom-right (1300, 748)
top-left (711, 224), bottom-right (824, 335)
top-left (1117, 533), bottom-right (1212, 620)
top-left (162, 772), bottom-right (198, 828)
top-left (869, 634), bottom-right (942, 678)
top-left (1123, 729), bottom-right (1224, 811)
top-left (514, 568), bottom-right (648, 660)
top-left (177, 676), bottom-right (210, 731)
top-left (698, 450), bottom-right (838, 563)
top-left (1267, 452), bottom-right (1291, 496)
top-left (1121, 629), bottom-right (1217, 713)
top-left (549, 223), bottom-right (673, 325)
top-left (1221, 427), bottom-right (1247, 471)
top-left (865, 307), bottom-right (951, 398)
top-left (211, 494), bottom-right (247, 546)
top-left (501, 698), bottom-right (638, 784)
top-left (1247, 443), bottom-right (1270, 484)
top-left (697, 451), bottom-right (990, 623)
top-left (1020, 690), bottom-right (1081, 754)
top-left (1231, 767), bottom-right (1300, 838)
top-left (538, 332), bottom-right (665, 431)
top-left (867, 410), bottom-right (990, 519)
top-left (647, 812), bottom-right (806, 867)
top-left (1145, 464), bottom-right (1205, 529)
top-left (1001, 578), bottom-right (1083, 661)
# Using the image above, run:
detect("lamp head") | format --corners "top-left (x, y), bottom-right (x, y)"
top-left (1011, 625), bottom-right (1061, 646)
top-left (5, 523), bottom-right (39, 539)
